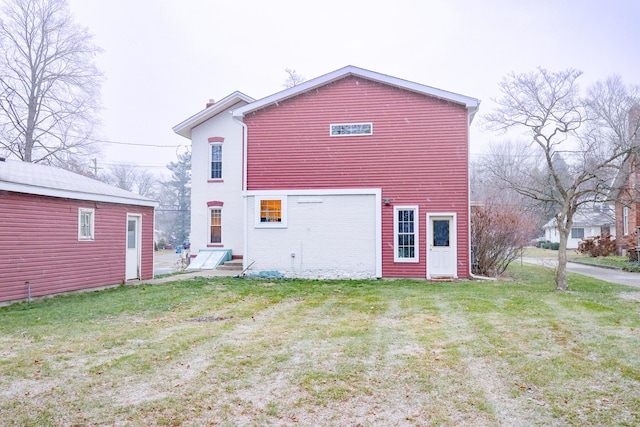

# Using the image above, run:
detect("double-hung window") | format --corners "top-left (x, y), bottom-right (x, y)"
top-left (210, 144), bottom-right (222, 180)
top-left (210, 207), bottom-right (222, 244)
top-left (623, 206), bottom-right (629, 235)
top-left (394, 206), bottom-right (418, 262)
top-left (78, 208), bottom-right (94, 241)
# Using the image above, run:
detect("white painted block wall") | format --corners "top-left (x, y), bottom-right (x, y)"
top-left (246, 193), bottom-right (378, 279)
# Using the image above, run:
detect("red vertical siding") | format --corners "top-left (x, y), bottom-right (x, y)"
top-left (0, 192), bottom-right (155, 303)
top-left (244, 76), bottom-right (470, 278)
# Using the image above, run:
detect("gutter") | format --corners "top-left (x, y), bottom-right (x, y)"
top-left (232, 111), bottom-right (250, 273)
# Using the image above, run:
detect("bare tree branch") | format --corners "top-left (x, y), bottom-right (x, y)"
top-left (0, 0), bottom-right (103, 166)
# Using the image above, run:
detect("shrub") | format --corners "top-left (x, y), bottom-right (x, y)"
top-left (471, 203), bottom-right (536, 277)
top-left (577, 234), bottom-right (617, 257)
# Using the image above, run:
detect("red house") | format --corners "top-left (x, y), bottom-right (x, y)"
top-left (614, 153), bottom-right (640, 255)
top-left (175, 66), bottom-right (479, 279)
top-left (0, 159), bottom-right (157, 303)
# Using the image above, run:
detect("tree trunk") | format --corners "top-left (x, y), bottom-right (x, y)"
top-left (556, 229), bottom-right (569, 291)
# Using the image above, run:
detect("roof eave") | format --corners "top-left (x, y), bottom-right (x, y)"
top-left (233, 65), bottom-right (480, 118)
top-left (0, 181), bottom-right (158, 207)
top-left (173, 91), bottom-right (255, 139)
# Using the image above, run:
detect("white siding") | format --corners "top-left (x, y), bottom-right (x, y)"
top-left (190, 104), bottom-right (247, 257)
top-left (246, 193), bottom-right (378, 279)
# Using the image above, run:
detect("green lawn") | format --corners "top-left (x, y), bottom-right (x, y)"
top-left (1, 266), bottom-right (640, 426)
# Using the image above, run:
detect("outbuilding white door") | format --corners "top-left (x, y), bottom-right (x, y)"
top-left (427, 213), bottom-right (457, 279)
top-left (126, 214), bottom-right (141, 280)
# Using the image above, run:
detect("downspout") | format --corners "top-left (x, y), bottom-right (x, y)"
top-left (233, 112), bottom-right (250, 274)
top-left (467, 103), bottom-right (495, 281)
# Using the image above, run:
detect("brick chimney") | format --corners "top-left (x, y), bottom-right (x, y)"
top-left (206, 99), bottom-right (215, 108)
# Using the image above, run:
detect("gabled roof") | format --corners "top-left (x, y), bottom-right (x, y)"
top-left (233, 65), bottom-right (480, 122)
top-left (543, 208), bottom-right (615, 229)
top-left (0, 159), bottom-right (157, 207)
top-left (173, 91), bottom-right (255, 139)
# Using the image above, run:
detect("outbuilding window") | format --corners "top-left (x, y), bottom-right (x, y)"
top-left (78, 208), bottom-right (94, 241)
top-left (394, 206), bottom-right (418, 262)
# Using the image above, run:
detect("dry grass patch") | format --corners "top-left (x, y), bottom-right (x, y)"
top-left (1, 267), bottom-right (640, 426)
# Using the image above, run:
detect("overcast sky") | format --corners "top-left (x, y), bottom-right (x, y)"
top-left (67, 0), bottom-right (640, 175)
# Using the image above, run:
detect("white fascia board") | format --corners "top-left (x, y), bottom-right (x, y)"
top-left (0, 181), bottom-right (159, 208)
top-left (173, 91), bottom-right (254, 139)
top-left (233, 65), bottom-right (480, 118)
top-left (245, 188), bottom-right (381, 197)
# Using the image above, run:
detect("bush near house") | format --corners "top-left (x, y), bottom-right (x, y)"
top-left (537, 240), bottom-right (560, 250)
top-left (577, 234), bottom-right (617, 257)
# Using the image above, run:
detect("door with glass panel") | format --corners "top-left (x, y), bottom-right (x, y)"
top-left (427, 214), bottom-right (456, 278)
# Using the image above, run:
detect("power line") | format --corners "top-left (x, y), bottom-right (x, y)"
top-left (95, 139), bottom-right (182, 148)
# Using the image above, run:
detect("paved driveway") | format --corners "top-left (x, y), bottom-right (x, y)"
top-left (523, 257), bottom-right (640, 288)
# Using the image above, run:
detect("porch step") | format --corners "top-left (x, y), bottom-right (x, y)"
top-left (216, 259), bottom-right (243, 271)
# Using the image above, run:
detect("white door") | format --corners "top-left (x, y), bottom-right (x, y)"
top-left (427, 213), bottom-right (457, 278)
top-left (126, 215), bottom-right (141, 280)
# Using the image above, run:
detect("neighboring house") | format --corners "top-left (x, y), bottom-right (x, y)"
top-left (543, 207), bottom-right (616, 249)
top-left (174, 65), bottom-right (479, 279)
top-left (612, 152), bottom-right (640, 254)
top-left (0, 159), bottom-right (157, 303)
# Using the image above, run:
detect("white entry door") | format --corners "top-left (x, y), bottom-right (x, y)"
top-left (427, 213), bottom-right (457, 279)
top-left (126, 215), bottom-right (141, 280)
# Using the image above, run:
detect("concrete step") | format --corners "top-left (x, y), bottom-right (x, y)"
top-left (216, 259), bottom-right (243, 271)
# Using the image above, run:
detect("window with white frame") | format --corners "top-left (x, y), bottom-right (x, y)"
top-left (78, 208), bottom-right (94, 241)
top-left (571, 227), bottom-right (584, 239)
top-left (255, 196), bottom-right (287, 228)
top-left (209, 207), bottom-right (222, 244)
top-left (210, 144), bottom-right (222, 179)
top-left (623, 206), bottom-right (629, 235)
top-left (394, 206), bottom-right (418, 262)
top-left (330, 122), bottom-right (373, 136)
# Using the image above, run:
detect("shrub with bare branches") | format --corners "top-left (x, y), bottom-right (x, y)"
top-left (471, 204), bottom-right (536, 277)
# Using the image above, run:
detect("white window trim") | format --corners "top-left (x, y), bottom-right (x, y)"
top-left (394, 205), bottom-right (419, 263)
top-left (78, 208), bottom-right (95, 241)
top-left (209, 206), bottom-right (223, 244)
top-left (254, 196), bottom-right (288, 228)
top-left (209, 143), bottom-right (223, 180)
top-left (623, 206), bottom-right (629, 235)
top-left (330, 122), bottom-right (373, 137)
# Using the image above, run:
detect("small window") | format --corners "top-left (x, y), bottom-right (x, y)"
top-left (571, 228), bottom-right (585, 239)
top-left (330, 122), bottom-right (373, 136)
top-left (255, 196), bottom-right (287, 228)
top-left (623, 206), bottom-right (629, 235)
top-left (210, 144), bottom-right (222, 179)
top-left (78, 208), bottom-right (94, 241)
top-left (394, 206), bottom-right (418, 262)
top-left (210, 208), bottom-right (222, 244)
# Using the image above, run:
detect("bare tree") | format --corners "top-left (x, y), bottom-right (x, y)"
top-left (484, 68), bottom-right (640, 290)
top-left (102, 163), bottom-right (159, 198)
top-left (283, 68), bottom-right (305, 88)
top-left (0, 0), bottom-right (102, 165)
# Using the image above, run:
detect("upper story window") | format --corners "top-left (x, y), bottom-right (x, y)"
top-left (78, 208), bottom-right (94, 241)
top-left (208, 137), bottom-right (224, 180)
top-left (330, 122), bottom-right (373, 136)
top-left (255, 196), bottom-right (287, 228)
top-left (210, 144), bottom-right (222, 179)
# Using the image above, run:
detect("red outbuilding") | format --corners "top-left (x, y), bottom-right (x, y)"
top-left (0, 159), bottom-right (157, 303)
